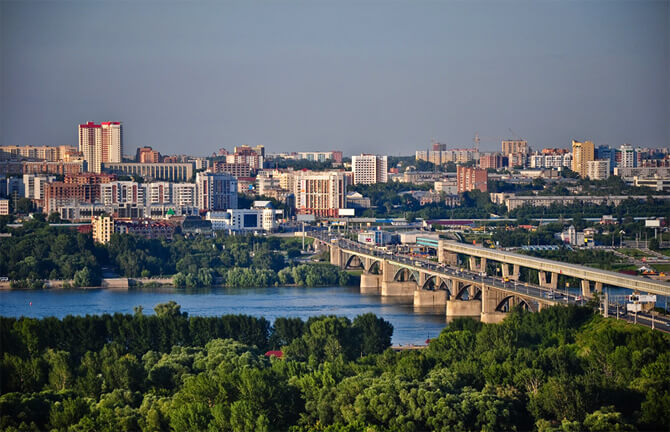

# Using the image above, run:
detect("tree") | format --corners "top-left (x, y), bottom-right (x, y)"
top-left (73, 267), bottom-right (94, 287)
top-left (353, 313), bottom-right (393, 356)
top-left (648, 237), bottom-right (660, 251)
top-left (154, 301), bottom-right (185, 318)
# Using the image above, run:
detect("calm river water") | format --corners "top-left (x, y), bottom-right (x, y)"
top-left (0, 286), bottom-right (448, 345)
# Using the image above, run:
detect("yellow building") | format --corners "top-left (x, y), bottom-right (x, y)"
top-left (92, 215), bottom-right (114, 244)
top-left (571, 140), bottom-right (595, 177)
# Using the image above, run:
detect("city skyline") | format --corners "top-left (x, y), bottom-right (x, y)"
top-left (1, 1), bottom-right (668, 155)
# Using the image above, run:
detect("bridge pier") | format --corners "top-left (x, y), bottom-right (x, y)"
top-left (501, 264), bottom-right (520, 281)
top-left (446, 299), bottom-right (481, 317)
top-left (581, 280), bottom-right (592, 298)
top-left (469, 257), bottom-right (487, 273)
top-left (360, 273), bottom-right (381, 295)
top-left (414, 289), bottom-right (447, 307)
top-left (481, 312), bottom-right (508, 324)
top-left (381, 280), bottom-right (416, 296)
top-left (330, 245), bottom-right (342, 268)
top-left (439, 250), bottom-right (459, 266)
top-left (538, 271), bottom-right (558, 290)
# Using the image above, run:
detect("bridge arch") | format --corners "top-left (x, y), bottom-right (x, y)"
top-left (455, 284), bottom-right (481, 300)
top-left (393, 267), bottom-right (418, 283)
top-left (367, 260), bottom-right (382, 274)
top-left (344, 254), bottom-right (365, 270)
top-left (421, 275), bottom-right (452, 298)
top-left (495, 295), bottom-right (535, 313)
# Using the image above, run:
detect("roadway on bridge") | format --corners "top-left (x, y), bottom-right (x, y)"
top-left (312, 232), bottom-right (670, 331)
top-left (315, 233), bottom-right (577, 308)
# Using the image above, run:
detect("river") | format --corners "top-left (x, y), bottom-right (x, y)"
top-left (0, 286), bottom-right (448, 345)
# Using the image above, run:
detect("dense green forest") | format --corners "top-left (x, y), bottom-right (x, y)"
top-left (1, 305), bottom-right (668, 431)
top-left (0, 220), bottom-right (353, 288)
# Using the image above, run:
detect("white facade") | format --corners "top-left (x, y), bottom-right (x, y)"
top-left (206, 208), bottom-right (278, 232)
top-left (173, 183), bottom-right (196, 207)
top-left (101, 122), bottom-right (122, 164)
top-left (78, 122), bottom-right (122, 173)
top-left (620, 144), bottom-right (635, 168)
top-left (352, 154), bottom-right (387, 184)
top-left (100, 181), bottom-right (144, 205)
top-left (434, 179), bottom-right (458, 194)
top-left (586, 160), bottom-right (611, 180)
top-left (529, 153), bottom-right (572, 169)
top-left (23, 174), bottom-right (55, 200)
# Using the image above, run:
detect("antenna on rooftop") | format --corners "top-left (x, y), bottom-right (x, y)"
top-left (474, 133), bottom-right (480, 152)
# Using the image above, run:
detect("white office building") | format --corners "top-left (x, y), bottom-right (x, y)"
top-left (586, 160), bottom-right (611, 180)
top-left (352, 154), bottom-right (387, 184)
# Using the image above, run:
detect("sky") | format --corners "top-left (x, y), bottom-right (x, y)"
top-left (1, 0), bottom-right (668, 156)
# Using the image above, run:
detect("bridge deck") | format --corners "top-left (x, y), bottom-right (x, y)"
top-left (440, 240), bottom-right (670, 297)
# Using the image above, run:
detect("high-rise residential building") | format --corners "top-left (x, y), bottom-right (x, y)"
top-left (294, 171), bottom-right (347, 217)
top-left (78, 122), bottom-right (123, 173)
top-left (457, 166), bottom-right (488, 193)
top-left (351, 154), bottom-right (387, 184)
top-left (479, 153), bottom-right (503, 170)
top-left (586, 160), bottom-right (611, 180)
top-left (595, 145), bottom-right (616, 172)
top-left (501, 140), bottom-right (529, 155)
top-left (92, 215), bottom-right (114, 244)
top-left (0, 199), bottom-right (9, 215)
top-left (571, 140), bottom-right (595, 177)
top-left (619, 144), bottom-right (636, 168)
top-left (195, 172), bottom-right (238, 211)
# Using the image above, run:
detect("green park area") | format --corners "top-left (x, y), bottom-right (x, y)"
top-left (1, 305), bottom-right (668, 431)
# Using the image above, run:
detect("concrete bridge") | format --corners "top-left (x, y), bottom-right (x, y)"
top-left (436, 240), bottom-right (670, 298)
top-left (311, 234), bottom-right (562, 324)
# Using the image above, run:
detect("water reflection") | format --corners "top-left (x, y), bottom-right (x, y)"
top-left (0, 285), bottom-right (449, 345)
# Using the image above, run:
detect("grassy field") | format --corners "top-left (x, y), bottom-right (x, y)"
top-left (619, 248), bottom-right (650, 258)
top-left (651, 263), bottom-right (670, 273)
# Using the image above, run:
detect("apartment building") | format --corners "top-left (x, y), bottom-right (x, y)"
top-left (0, 145), bottom-right (78, 162)
top-left (209, 162), bottom-right (252, 178)
top-left (294, 170), bottom-right (347, 217)
top-left (479, 153), bottom-right (503, 170)
top-left (79, 122), bottom-right (123, 173)
top-left (457, 166), bottom-right (488, 193)
top-left (92, 215), bottom-right (114, 244)
top-left (102, 162), bottom-right (193, 182)
top-left (22, 161), bottom-right (86, 176)
top-left (195, 172), bottom-right (238, 211)
top-left (571, 140), bottom-right (595, 177)
top-left (23, 174), bottom-right (56, 200)
top-left (586, 160), bottom-right (611, 180)
top-left (352, 154), bottom-right (387, 184)
top-left (136, 147), bottom-right (161, 163)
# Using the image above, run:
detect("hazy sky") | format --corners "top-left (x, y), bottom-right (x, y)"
top-left (1, 0), bottom-right (668, 156)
